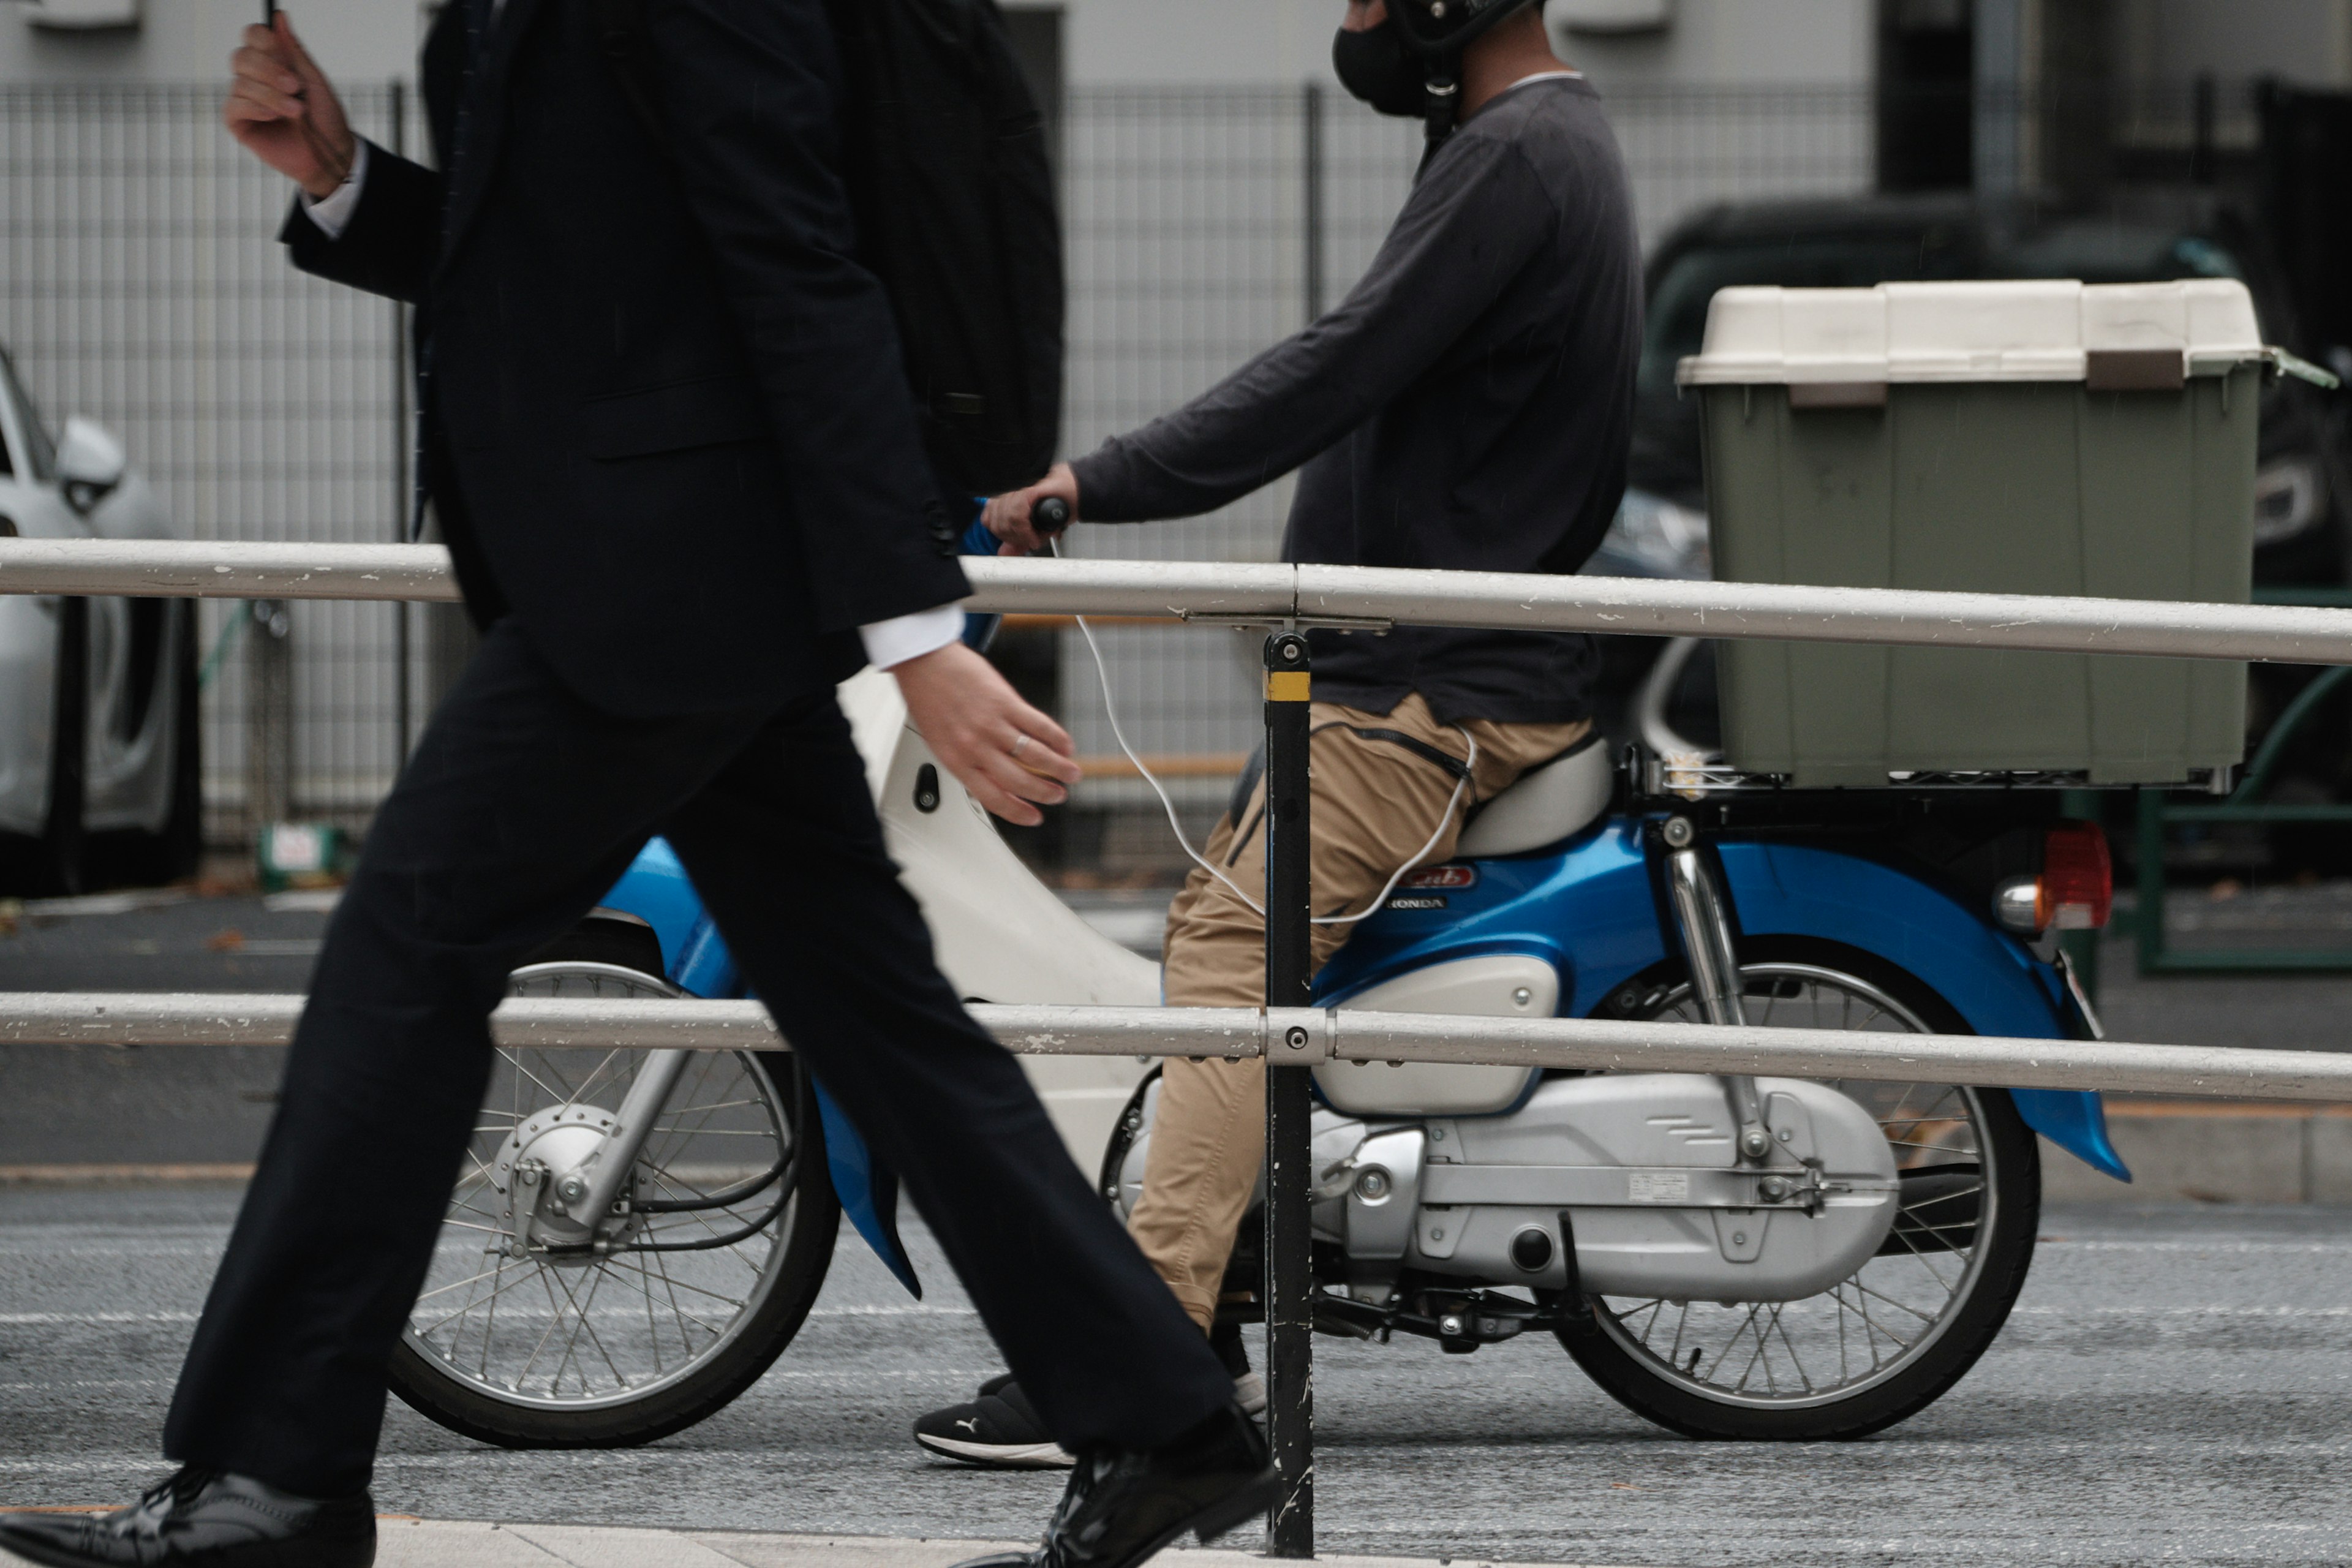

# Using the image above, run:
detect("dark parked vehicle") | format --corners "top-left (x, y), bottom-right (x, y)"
top-left (0, 347), bottom-right (202, 895)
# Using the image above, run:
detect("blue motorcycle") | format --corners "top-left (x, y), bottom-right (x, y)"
top-left (385, 555), bottom-right (2126, 1449)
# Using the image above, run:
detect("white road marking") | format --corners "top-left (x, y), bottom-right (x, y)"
top-left (2040, 1239), bottom-right (2352, 1253)
top-left (0, 1304), bottom-right (974, 1326)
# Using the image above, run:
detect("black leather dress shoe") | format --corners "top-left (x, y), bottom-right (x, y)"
top-left (0, 1469), bottom-right (374, 1568)
top-left (951, 1403), bottom-right (1278, 1568)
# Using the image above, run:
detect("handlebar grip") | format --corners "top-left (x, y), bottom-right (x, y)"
top-left (1031, 496), bottom-right (1072, 535)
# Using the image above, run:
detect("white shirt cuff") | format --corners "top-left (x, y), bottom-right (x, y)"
top-left (859, 603), bottom-right (966, 671)
top-left (300, 139), bottom-right (370, 241)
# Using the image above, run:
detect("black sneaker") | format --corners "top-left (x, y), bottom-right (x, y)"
top-left (914, 1364), bottom-right (1267, 1470)
top-left (914, 1373), bottom-right (1074, 1468)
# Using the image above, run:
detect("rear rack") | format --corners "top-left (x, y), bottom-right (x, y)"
top-left (1637, 748), bottom-right (2231, 800)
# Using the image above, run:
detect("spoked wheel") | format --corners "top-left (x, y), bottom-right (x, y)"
top-left (1559, 937), bottom-right (2039, 1440)
top-left (386, 948), bottom-right (840, 1448)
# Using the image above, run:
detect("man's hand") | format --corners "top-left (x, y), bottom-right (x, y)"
top-left (225, 16), bottom-right (356, 200)
top-left (891, 642), bottom-right (1082, 827)
top-left (981, 463), bottom-right (1080, 557)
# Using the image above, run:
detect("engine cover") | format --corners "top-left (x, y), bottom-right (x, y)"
top-left (1112, 1071), bottom-right (1899, 1306)
top-left (1411, 1074), bottom-right (1899, 1303)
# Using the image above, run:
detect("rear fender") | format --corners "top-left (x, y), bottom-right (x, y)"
top-left (1314, 823), bottom-right (2127, 1180)
top-left (1716, 840), bottom-right (2130, 1182)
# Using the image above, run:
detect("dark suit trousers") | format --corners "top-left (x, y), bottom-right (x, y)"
top-left (161, 618), bottom-right (1230, 1498)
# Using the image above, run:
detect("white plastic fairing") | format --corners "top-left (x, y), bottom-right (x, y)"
top-left (840, 668), bottom-right (1156, 1170)
top-left (1415, 1074), bottom-right (1899, 1303)
top-left (1314, 954), bottom-right (1554, 1116)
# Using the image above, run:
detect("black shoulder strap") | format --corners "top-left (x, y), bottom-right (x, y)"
top-left (592, 0), bottom-right (671, 151)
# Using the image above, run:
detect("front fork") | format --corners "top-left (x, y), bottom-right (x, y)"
top-left (1660, 816), bottom-right (1776, 1166)
top-left (546, 1047), bottom-right (693, 1234)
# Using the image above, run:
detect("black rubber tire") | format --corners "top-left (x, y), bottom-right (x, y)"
top-left (0, 597), bottom-right (90, 896)
top-left (1555, 937), bottom-right (2041, 1441)
top-left (105, 602), bottom-right (202, 887)
top-left (383, 936), bottom-right (840, 1449)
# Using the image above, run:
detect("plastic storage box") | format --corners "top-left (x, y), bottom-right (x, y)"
top-left (1681, 279), bottom-right (2264, 786)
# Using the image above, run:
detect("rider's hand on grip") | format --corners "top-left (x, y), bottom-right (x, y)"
top-left (983, 464), bottom-right (1079, 556)
top-left (889, 642), bottom-right (1082, 827)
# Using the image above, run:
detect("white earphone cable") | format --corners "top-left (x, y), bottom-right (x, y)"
top-left (1053, 540), bottom-right (1476, 925)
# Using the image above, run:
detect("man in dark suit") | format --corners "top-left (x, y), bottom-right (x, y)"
top-left (0, 6), bottom-right (1272, 1568)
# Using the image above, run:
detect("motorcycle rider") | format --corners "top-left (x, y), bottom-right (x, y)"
top-left (914, 0), bottom-right (1642, 1467)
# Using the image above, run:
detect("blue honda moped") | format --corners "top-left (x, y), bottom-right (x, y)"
top-left (383, 533), bottom-right (2128, 1450)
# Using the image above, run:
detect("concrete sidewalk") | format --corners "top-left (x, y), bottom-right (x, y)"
top-left (2038, 1097), bottom-right (2352, 1202)
top-left (356, 1521), bottom-right (1660, 1568)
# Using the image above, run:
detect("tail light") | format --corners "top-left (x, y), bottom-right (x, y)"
top-left (2038, 823), bottom-right (2113, 930)
top-left (1992, 823), bottom-right (2113, 935)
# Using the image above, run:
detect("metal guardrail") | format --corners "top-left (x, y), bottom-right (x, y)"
top-left (12, 537), bottom-right (2352, 1556)
top-left (12, 993), bottom-right (2352, 1103)
top-left (10, 539), bottom-right (2352, 665)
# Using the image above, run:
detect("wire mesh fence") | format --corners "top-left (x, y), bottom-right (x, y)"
top-left (0, 81), bottom-right (418, 842)
top-left (1, 77), bottom-right (2247, 843)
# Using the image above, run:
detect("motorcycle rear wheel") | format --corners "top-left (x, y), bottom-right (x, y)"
top-left (385, 937), bottom-right (839, 1447)
top-left (1555, 937), bottom-right (2040, 1441)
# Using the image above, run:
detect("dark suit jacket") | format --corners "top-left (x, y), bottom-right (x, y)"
top-left (282, 0), bottom-right (971, 717)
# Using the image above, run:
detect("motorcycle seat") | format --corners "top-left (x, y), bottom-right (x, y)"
top-left (1455, 729), bottom-right (1613, 858)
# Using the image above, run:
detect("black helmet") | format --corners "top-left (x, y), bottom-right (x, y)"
top-left (1386, 0), bottom-right (1544, 56)
top-left (1379, 0), bottom-right (1546, 149)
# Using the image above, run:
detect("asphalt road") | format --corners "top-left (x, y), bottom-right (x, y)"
top-left (0, 891), bottom-right (330, 1167)
top-left (1, 1186), bottom-right (2346, 1568)
top-left (4, 886), bottom-right (2351, 1563)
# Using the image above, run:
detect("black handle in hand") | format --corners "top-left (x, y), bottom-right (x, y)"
top-left (1031, 496), bottom-right (1072, 536)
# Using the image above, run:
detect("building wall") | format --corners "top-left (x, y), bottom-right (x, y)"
top-left (0, 1), bottom-right (423, 86)
top-left (13, 1), bottom-right (2351, 96)
top-left (4, 0), bottom-right (1879, 90)
top-left (1048, 0), bottom-right (1874, 89)
top-left (1557, 0), bottom-right (1875, 86)
top-left (2116, 0), bottom-right (2352, 89)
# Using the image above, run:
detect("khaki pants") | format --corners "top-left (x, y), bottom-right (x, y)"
top-left (1129, 693), bottom-right (1589, 1329)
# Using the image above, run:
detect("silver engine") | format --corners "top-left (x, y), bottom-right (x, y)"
top-left (1113, 1071), bottom-right (1899, 1304)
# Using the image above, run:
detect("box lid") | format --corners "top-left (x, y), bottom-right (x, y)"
top-left (1677, 279), bottom-right (2266, 387)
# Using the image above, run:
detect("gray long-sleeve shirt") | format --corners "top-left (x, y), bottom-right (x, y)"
top-left (1069, 77), bottom-right (1641, 725)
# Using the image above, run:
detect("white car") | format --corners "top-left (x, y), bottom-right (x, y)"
top-left (0, 347), bottom-right (199, 894)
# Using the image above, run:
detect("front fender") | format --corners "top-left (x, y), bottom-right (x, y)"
top-left (1718, 840), bottom-right (2129, 1181)
top-left (594, 835), bottom-right (923, 1294)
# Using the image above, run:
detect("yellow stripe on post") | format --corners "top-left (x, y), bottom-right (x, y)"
top-left (1265, 670), bottom-right (1311, 703)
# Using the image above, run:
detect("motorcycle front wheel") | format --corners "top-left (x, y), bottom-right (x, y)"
top-left (1556, 937), bottom-right (2040, 1441)
top-left (385, 942), bottom-right (840, 1447)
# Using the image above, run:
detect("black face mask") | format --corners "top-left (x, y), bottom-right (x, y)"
top-left (1331, 18), bottom-right (1430, 118)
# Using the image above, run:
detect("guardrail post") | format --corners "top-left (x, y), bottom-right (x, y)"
top-left (1261, 629), bottom-right (1314, 1558)
top-left (246, 599), bottom-right (293, 850)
